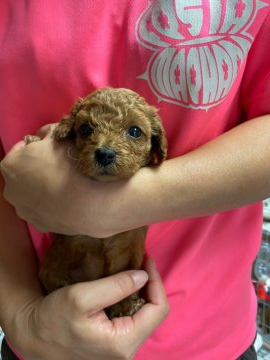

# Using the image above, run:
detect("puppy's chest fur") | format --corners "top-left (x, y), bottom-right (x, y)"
top-left (40, 227), bottom-right (147, 292)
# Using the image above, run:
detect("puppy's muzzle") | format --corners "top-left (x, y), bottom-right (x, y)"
top-left (95, 147), bottom-right (116, 166)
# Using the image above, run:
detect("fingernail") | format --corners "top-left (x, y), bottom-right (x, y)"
top-left (131, 270), bottom-right (149, 286)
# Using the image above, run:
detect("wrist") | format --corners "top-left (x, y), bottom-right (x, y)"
top-left (0, 290), bottom-right (42, 332)
top-left (85, 165), bottom-right (167, 236)
top-left (1, 295), bottom-right (44, 358)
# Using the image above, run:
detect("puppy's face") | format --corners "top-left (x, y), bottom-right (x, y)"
top-left (54, 88), bottom-right (167, 181)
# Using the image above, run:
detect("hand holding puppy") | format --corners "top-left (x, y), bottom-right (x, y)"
top-left (1, 124), bottom-right (93, 235)
top-left (6, 258), bottom-right (169, 360)
top-left (1, 124), bottom-right (126, 237)
top-left (0, 88), bottom-right (167, 239)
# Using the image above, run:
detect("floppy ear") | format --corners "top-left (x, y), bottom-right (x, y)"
top-left (148, 112), bottom-right (167, 165)
top-left (53, 99), bottom-right (82, 141)
top-left (53, 115), bottom-right (75, 141)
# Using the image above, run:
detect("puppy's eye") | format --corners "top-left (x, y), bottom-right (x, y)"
top-left (78, 123), bottom-right (93, 138)
top-left (128, 126), bottom-right (142, 138)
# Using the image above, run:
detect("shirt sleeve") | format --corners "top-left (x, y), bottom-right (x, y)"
top-left (242, 9), bottom-right (270, 120)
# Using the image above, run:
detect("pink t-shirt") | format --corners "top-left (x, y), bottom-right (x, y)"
top-left (1, 1), bottom-right (270, 359)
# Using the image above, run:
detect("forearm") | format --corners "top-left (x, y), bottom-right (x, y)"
top-left (1, 116), bottom-right (269, 238)
top-left (0, 174), bottom-right (42, 332)
top-left (100, 114), bottom-right (270, 234)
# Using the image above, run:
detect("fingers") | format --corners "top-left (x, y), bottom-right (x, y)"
top-left (0, 141), bottom-right (26, 171)
top-left (36, 124), bottom-right (57, 139)
top-left (41, 260), bottom-right (168, 358)
top-left (63, 270), bottom-right (149, 316)
top-left (9, 140), bottom-right (26, 151)
top-left (0, 124), bottom-right (57, 172)
top-left (131, 258), bottom-right (170, 337)
top-left (143, 257), bottom-right (168, 306)
top-left (0, 123), bottom-right (58, 172)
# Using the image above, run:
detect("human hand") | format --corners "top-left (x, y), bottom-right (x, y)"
top-left (0, 124), bottom-right (118, 236)
top-left (0, 123), bottom-right (168, 237)
top-left (6, 258), bottom-right (169, 360)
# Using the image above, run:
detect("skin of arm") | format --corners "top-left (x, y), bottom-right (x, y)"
top-left (0, 142), bottom-right (169, 360)
top-left (1, 115), bottom-right (270, 238)
top-left (0, 143), bottom-right (42, 329)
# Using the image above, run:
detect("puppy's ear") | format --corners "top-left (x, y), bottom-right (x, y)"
top-left (53, 115), bottom-right (75, 141)
top-left (148, 112), bottom-right (167, 165)
top-left (53, 99), bottom-right (82, 141)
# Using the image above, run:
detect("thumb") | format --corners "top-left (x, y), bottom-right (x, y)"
top-left (36, 123), bottom-right (58, 139)
top-left (64, 270), bottom-right (149, 315)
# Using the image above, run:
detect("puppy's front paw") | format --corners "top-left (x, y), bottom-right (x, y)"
top-left (24, 135), bottom-right (41, 144)
top-left (106, 294), bottom-right (145, 319)
top-left (128, 297), bottom-right (145, 315)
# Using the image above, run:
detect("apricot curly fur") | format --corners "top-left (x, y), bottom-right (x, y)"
top-left (36, 87), bottom-right (167, 318)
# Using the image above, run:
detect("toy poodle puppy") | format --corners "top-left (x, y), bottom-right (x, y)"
top-left (27, 87), bottom-right (167, 318)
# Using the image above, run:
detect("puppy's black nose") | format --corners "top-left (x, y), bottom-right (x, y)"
top-left (95, 147), bottom-right (116, 166)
